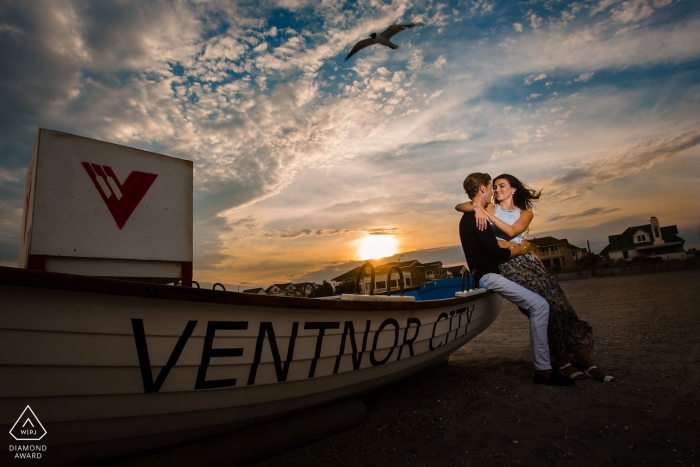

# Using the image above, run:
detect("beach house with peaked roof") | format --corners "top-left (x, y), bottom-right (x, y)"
top-left (600, 216), bottom-right (685, 261)
top-left (242, 287), bottom-right (267, 295)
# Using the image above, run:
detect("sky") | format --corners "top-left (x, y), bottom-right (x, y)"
top-left (0, 0), bottom-right (699, 290)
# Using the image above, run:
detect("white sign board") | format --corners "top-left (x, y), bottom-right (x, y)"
top-left (19, 129), bottom-right (193, 281)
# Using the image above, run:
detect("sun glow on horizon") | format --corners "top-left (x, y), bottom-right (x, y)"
top-left (357, 235), bottom-right (398, 260)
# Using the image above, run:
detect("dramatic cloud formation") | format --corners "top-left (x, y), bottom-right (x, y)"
top-left (0, 0), bottom-right (698, 286)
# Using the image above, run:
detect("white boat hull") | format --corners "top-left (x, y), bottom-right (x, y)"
top-left (0, 267), bottom-right (501, 464)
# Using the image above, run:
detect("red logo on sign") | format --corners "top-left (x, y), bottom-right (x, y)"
top-left (82, 162), bottom-right (158, 229)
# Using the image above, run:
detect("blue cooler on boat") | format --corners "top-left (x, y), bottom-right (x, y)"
top-left (396, 276), bottom-right (476, 301)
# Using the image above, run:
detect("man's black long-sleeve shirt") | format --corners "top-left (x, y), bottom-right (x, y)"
top-left (459, 211), bottom-right (511, 275)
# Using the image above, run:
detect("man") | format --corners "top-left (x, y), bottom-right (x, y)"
top-left (459, 172), bottom-right (573, 386)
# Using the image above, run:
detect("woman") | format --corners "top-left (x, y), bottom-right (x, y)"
top-left (456, 174), bottom-right (618, 383)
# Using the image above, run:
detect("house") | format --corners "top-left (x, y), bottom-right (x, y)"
top-left (242, 287), bottom-right (267, 295)
top-left (599, 217), bottom-right (685, 261)
top-left (265, 283), bottom-right (297, 296)
top-left (331, 259), bottom-right (452, 295)
top-left (528, 236), bottom-right (585, 268)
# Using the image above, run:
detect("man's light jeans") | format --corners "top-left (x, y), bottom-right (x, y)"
top-left (480, 273), bottom-right (551, 371)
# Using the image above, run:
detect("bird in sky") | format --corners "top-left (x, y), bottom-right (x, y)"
top-left (345, 23), bottom-right (423, 61)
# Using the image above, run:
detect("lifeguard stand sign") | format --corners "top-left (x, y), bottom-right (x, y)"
top-left (19, 129), bottom-right (193, 285)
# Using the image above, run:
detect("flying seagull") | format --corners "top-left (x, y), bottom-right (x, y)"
top-left (345, 23), bottom-right (423, 61)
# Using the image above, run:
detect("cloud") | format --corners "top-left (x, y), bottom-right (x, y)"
top-left (548, 207), bottom-right (621, 222)
top-left (611, 0), bottom-right (655, 24)
top-left (575, 72), bottom-right (594, 82)
top-left (524, 73), bottom-right (547, 85)
top-left (529, 13), bottom-right (543, 29)
top-left (0, 23), bottom-right (25, 36)
top-left (262, 226), bottom-right (398, 238)
top-left (500, 13), bottom-right (700, 73)
top-left (490, 149), bottom-right (515, 161)
top-left (546, 130), bottom-right (700, 200)
top-left (590, 0), bottom-right (619, 16)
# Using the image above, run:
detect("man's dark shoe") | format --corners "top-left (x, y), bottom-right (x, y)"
top-left (534, 369), bottom-right (575, 386)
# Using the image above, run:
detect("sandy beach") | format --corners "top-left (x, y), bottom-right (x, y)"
top-left (253, 269), bottom-right (700, 467)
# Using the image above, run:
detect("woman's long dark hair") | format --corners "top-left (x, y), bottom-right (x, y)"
top-left (493, 174), bottom-right (542, 211)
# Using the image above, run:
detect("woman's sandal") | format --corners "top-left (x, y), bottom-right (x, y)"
top-left (560, 362), bottom-right (587, 380)
top-left (584, 365), bottom-right (619, 383)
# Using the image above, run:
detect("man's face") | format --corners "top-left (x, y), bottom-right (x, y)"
top-left (483, 182), bottom-right (493, 199)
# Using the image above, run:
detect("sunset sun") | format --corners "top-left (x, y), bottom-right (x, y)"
top-left (357, 235), bottom-right (398, 260)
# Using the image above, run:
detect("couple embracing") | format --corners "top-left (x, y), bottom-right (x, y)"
top-left (457, 172), bottom-right (618, 386)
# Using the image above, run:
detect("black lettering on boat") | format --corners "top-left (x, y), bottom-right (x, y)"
top-left (370, 318), bottom-right (399, 366)
top-left (247, 322), bottom-right (299, 385)
top-left (305, 321), bottom-right (340, 378)
top-left (333, 320), bottom-right (371, 374)
top-left (396, 317), bottom-right (421, 361)
top-left (195, 321), bottom-right (248, 390)
top-left (452, 308), bottom-right (466, 340)
top-left (429, 313), bottom-right (449, 350)
top-left (463, 305), bottom-right (475, 335)
top-left (131, 318), bottom-right (197, 393)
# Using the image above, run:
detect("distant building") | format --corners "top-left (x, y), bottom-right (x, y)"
top-left (599, 216), bottom-right (685, 261)
top-left (265, 283), bottom-right (297, 296)
top-left (331, 259), bottom-right (452, 295)
top-left (263, 282), bottom-right (328, 297)
top-left (242, 287), bottom-right (267, 295)
top-left (529, 236), bottom-right (586, 268)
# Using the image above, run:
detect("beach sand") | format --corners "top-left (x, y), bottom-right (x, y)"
top-left (255, 269), bottom-right (700, 467)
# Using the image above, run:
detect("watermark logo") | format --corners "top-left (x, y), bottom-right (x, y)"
top-left (82, 162), bottom-right (158, 229)
top-left (9, 406), bottom-right (46, 441)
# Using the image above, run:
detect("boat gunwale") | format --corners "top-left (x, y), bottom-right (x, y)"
top-left (0, 266), bottom-right (492, 312)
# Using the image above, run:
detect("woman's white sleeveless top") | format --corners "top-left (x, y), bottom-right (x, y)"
top-left (493, 204), bottom-right (526, 244)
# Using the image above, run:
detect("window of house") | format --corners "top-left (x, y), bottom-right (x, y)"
top-left (405, 278), bottom-right (412, 286)
top-left (389, 280), bottom-right (398, 288)
top-left (542, 247), bottom-right (548, 252)
top-left (273, 287), bottom-right (278, 293)
top-left (426, 271), bottom-right (434, 276)
top-left (376, 281), bottom-right (386, 289)
top-left (623, 251), bottom-right (629, 258)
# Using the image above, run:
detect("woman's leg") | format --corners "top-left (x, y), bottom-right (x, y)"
top-left (573, 347), bottom-right (619, 383)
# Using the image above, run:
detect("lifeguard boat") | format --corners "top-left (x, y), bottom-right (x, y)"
top-left (0, 129), bottom-right (501, 465)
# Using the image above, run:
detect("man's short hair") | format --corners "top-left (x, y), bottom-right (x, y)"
top-left (463, 173), bottom-right (491, 198)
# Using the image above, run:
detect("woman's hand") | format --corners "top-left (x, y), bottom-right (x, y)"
top-left (475, 205), bottom-right (489, 231)
top-left (531, 254), bottom-right (546, 269)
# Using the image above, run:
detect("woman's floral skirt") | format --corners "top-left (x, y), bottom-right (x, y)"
top-left (498, 254), bottom-right (594, 366)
